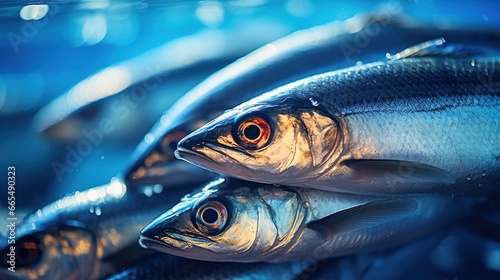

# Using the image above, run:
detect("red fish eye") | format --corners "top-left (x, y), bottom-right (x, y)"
top-left (236, 116), bottom-right (271, 149)
top-left (195, 201), bottom-right (228, 235)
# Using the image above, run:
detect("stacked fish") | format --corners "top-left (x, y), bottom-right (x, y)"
top-left (138, 38), bottom-right (500, 265)
top-left (2, 6), bottom-right (500, 280)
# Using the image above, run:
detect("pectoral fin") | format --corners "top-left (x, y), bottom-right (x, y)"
top-left (343, 159), bottom-right (455, 184)
top-left (307, 198), bottom-right (418, 236)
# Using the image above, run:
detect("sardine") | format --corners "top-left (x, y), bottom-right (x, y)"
top-left (0, 178), bottom-right (187, 280)
top-left (125, 5), bottom-right (500, 190)
top-left (123, 6), bottom-right (404, 188)
top-left (176, 55), bottom-right (500, 195)
top-left (33, 21), bottom-right (291, 142)
top-left (139, 177), bottom-right (474, 262)
top-left (122, 227), bottom-right (499, 279)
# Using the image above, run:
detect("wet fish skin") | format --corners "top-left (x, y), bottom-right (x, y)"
top-left (124, 4), bottom-right (500, 190)
top-left (140, 177), bottom-right (472, 262)
top-left (105, 253), bottom-right (305, 280)
top-left (123, 8), bottom-right (403, 189)
top-left (176, 57), bottom-right (500, 195)
top-left (0, 178), bottom-right (187, 280)
top-left (111, 227), bottom-right (500, 280)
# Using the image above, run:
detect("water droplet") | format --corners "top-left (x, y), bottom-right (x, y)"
top-left (95, 206), bottom-right (102, 216)
top-left (309, 97), bottom-right (319, 107)
top-left (470, 60), bottom-right (476, 67)
top-left (355, 61), bottom-right (363, 66)
top-left (144, 133), bottom-right (155, 144)
top-left (482, 15), bottom-right (489, 22)
top-left (478, 182), bottom-right (484, 187)
top-left (100, 155), bottom-right (105, 160)
top-left (89, 207), bottom-right (94, 213)
top-left (153, 184), bottom-right (163, 194)
top-left (144, 186), bottom-right (153, 197)
top-left (481, 171), bottom-right (486, 177)
top-left (466, 175), bottom-right (472, 181)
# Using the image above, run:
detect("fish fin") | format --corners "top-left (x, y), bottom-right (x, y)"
top-left (386, 37), bottom-right (483, 60)
top-left (307, 198), bottom-right (418, 236)
top-left (343, 159), bottom-right (455, 184)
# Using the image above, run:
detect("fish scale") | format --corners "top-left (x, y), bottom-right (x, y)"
top-left (177, 57), bottom-right (500, 195)
top-left (0, 179), bottom-right (189, 280)
top-left (140, 177), bottom-right (479, 262)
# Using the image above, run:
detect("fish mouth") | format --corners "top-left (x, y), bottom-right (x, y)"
top-left (125, 159), bottom-right (214, 188)
top-left (139, 230), bottom-right (215, 260)
top-left (139, 234), bottom-right (182, 252)
top-left (175, 146), bottom-right (218, 164)
top-left (177, 141), bottom-right (258, 178)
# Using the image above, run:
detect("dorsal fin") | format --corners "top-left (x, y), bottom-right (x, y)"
top-left (386, 37), bottom-right (482, 60)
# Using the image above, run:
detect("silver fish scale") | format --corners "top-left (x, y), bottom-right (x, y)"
top-left (295, 58), bottom-right (500, 117)
top-left (286, 57), bottom-right (500, 194)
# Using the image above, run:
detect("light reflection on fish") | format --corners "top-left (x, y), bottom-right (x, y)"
top-left (0, 178), bottom-right (187, 280)
top-left (123, 6), bottom-right (406, 189)
top-left (140, 177), bottom-right (476, 262)
top-left (113, 225), bottom-right (500, 279)
top-left (125, 11), bottom-right (500, 191)
top-left (33, 21), bottom-right (292, 143)
top-left (176, 55), bottom-right (500, 196)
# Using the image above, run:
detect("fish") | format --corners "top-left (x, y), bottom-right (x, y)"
top-left (122, 5), bottom-right (407, 189)
top-left (32, 19), bottom-right (292, 143)
top-left (105, 253), bottom-right (305, 280)
top-left (124, 4), bottom-right (500, 190)
top-left (175, 52), bottom-right (500, 196)
top-left (139, 177), bottom-right (475, 262)
top-left (0, 178), bottom-right (187, 280)
top-left (119, 227), bottom-right (499, 279)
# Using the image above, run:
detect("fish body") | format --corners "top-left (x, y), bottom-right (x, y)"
top-left (33, 20), bottom-right (293, 142)
top-left (124, 4), bottom-right (500, 190)
top-left (0, 178), bottom-right (187, 280)
top-left (140, 177), bottom-right (473, 262)
top-left (177, 57), bottom-right (500, 195)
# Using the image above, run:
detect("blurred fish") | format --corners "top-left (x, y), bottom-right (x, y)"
top-left (308, 225), bottom-right (500, 280)
top-left (125, 5), bottom-right (500, 190)
top-left (140, 177), bottom-right (475, 262)
top-left (0, 178), bottom-right (187, 280)
top-left (32, 21), bottom-right (291, 142)
top-left (105, 253), bottom-right (304, 280)
top-left (123, 5), bottom-right (406, 189)
top-left (176, 52), bottom-right (500, 196)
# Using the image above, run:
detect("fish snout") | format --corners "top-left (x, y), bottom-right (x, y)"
top-left (176, 128), bottom-right (209, 155)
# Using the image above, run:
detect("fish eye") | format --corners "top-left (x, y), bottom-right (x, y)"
top-left (194, 200), bottom-right (229, 235)
top-left (233, 115), bottom-right (271, 149)
top-left (16, 235), bottom-right (44, 267)
top-left (161, 131), bottom-right (187, 153)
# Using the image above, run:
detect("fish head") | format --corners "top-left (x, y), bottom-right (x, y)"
top-left (0, 219), bottom-right (97, 280)
top-left (123, 117), bottom-right (215, 189)
top-left (140, 177), bottom-right (306, 262)
top-left (176, 99), bottom-right (342, 185)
